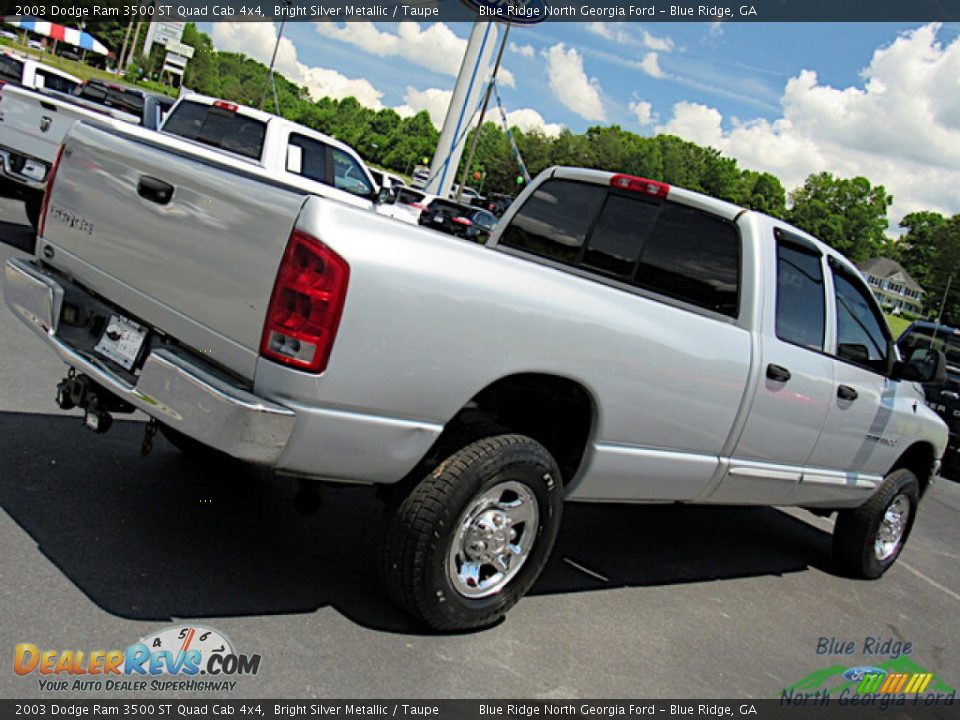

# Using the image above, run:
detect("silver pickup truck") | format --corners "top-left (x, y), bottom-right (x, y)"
top-left (3, 117), bottom-right (950, 630)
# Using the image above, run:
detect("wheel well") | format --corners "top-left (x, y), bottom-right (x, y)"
top-left (436, 374), bottom-right (595, 485)
top-left (891, 442), bottom-right (936, 497)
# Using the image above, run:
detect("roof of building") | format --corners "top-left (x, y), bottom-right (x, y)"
top-left (857, 257), bottom-right (924, 293)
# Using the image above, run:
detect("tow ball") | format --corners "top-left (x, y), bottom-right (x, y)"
top-left (55, 369), bottom-right (133, 434)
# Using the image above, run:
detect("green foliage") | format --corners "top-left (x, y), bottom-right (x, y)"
top-left (787, 172), bottom-right (892, 262)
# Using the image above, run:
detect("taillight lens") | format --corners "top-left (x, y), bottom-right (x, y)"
top-left (37, 143), bottom-right (66, 238)
top-left (610, 173), bottom-right (669, 199)
top-left (410, 202), bottom-right (424, 210)
top-left (452, 216), bottom-right (473, 226)
top-left (260, 230), bottom-right (349, 373)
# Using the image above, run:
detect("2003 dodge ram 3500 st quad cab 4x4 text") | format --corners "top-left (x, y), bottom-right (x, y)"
top-left (4, 117), bottom-right (950, 630)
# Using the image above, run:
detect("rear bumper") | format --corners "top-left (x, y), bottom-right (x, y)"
top-left (0, 145), bottom-right (47, 191)
top-left (3, 257), bottom-right (295, 464)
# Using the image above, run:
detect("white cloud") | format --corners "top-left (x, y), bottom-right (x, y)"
top-left (543, 43), bottom-right (606, 122)
top-left (656, 23), bottom-right (960, 225)
top-left (640, 52), bottom-right (666, 79)
top-left (505, 108), bottom-right (564, 138)
top-left (394, 87), bottom-right (453, 128)
top-left (509, 42), bottom-right (535, 59)
top-left (315, 22), bottom-right (515, 89)
top-left (629, 100), bottom-right (657, 127)
top-left (586, 23), bottom-right (674, 52)
top-left (212, 23), bottom-right (384, 109)
top-left (640, 30), bottom-right (675, 53)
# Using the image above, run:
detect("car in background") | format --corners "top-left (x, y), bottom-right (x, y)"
top-left (898, 321), bottom-right (960, 479)
top-left (26, 39), bottom-right (43, 52)
top-left (377, 186), bottom-right (437, 225)
top-left (410, 165), bottom-right (430, 189)
top-left (485, 192), bottom-right (515, 217)
top-left (418, 198), bottom-right (498, 242)
top-left (0, 30), bottom-right (18, 42)
top-left (369, 168), bottom-right (407, 190)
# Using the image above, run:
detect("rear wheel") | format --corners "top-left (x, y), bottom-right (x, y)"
top-left (381, 434), bottom-right (563, 631)
top-left (833, 468), bottom-right (919, 578)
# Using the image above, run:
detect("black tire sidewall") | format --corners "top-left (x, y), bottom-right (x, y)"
top-left (423, 438), bottom-right (563, 628)
top-left (856, 469), bottom-right (919, 578)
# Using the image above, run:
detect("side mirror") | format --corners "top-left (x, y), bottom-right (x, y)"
top-left (897, 347), bottom-right (947, 384)
top-left (376, 186), bottom-right (397, 205)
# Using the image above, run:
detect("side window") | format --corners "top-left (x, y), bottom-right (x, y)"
top-left (288, 133), bottom-right (328, 184)
top-left (776, 242), bottom-right (826, 350)
top-left (832, 268), bottom-right (889, 373)
top-left (634, 203), bottom-right (739, 317)
top-left (332, 148), bottom-right (373, 198)
top-left (36, 70), bottom-right (77, 94)
top-left (500, 179), bottom-right (607, 264)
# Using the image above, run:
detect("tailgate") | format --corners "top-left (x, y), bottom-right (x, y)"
top-left (41, 120), bottom-right (306, 380)
top-left (0, 86), bottom-right (75, 167)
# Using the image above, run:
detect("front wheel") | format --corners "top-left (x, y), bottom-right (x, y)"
top-left (833, 468), bottom-right (919, 578)
top-left (381, 434), bottom-right (563, 631)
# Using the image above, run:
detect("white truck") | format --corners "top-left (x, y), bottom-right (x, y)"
top-left (159, 94), bottom-right (393, 214)
top-left (0, 80), bottom-right (173, 226)
top-left (0, 51), bottom-right (81, 94)
top-left (3, 116), bottom-right (949, 630)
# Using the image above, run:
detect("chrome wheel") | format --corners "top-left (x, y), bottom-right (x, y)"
top-left (447, 481), bottom-right (540, 599)
top-left (875, 493), bottom-right (910, 561)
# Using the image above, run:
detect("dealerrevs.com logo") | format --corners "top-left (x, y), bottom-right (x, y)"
top-left (13, 626), bottom-right (261, 692)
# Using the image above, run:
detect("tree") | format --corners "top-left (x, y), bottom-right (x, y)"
top-left (896, 212), bottom-right (946, 294)
top-left (926, 215), bottom-right (960, 325)
top-left (787, 172), bottom-right (891, 262)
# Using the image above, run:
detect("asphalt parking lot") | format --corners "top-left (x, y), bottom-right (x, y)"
top-left (0, 195), bottom-right (958, 700)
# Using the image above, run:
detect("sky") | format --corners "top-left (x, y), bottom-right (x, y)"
top-left (201, 20), bottom-right (960, 228)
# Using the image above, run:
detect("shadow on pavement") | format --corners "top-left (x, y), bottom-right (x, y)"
top-left (0, 220), bottom-right (35, 254)
top-left (0, 411), bottom-right (833, 634)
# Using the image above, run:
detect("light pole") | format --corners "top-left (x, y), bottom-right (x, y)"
top-left (260, 3), bottom-right (292, 113)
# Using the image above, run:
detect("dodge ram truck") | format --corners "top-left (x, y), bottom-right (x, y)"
top-left (3, 117), bottom-right (950, 630)
top-left (0, 81), bottom-right (173, 227)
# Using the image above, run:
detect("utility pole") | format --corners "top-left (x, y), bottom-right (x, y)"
top-left (260, 4), bottom-right (292, 113)
top-left (455, 23), bottom-right (510, 204)
top-left (118, 20), bottom-right (134, 72)
top-left (931, 273), bottom-right (954, 346)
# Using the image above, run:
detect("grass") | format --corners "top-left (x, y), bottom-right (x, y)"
top-left (0, 38), bottom-right (176, 97)
top-left (885, 313), bottom-right (912, 339)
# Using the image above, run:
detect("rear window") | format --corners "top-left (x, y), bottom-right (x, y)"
top-left (427, 199), bottom-right (472, 216)
top-left (78, 82), bottom-right (144, 117)
top-left (396, 188), bottom-right (425, 205)
top-left (162, 100), bottom-right (266, 161)
top-left (501, 178), bottom-right (740, 317)
top-left (35, 69), bottom-right (79, 94)
top-left (0, 55), bottom-right (23, 84)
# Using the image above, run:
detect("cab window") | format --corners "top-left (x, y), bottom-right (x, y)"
top-left (776, 239), bottom-right (825, 351)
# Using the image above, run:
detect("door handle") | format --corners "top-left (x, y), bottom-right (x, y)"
top-left (766, 363), bottom-right (791, 382)
top-left (137, 176), bottom-right (174, 205)
top-left (838, 385), bottom-right (859, 401)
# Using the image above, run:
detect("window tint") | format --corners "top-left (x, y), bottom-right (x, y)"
top-left (634, 203), bottom-right (739, 316)
top-left (78, 82), bottom-right (144, 116)
top-left (833, 269), bottom-right (889, 372)
top-left (582, 193), bottom-right (659, 278)
top-left (0, 55), bottom-right (23, 84)
top-left (500, 179), bottom-right (606, 264)
top-left (288, 133), bottom-right (328, 184)
top-left (162, 101), bottom-right (266, 161)
top-left (502, 179), bottom-right (740, 317)
top-left (776, 243), bottom-right (825, 350)
top-left (332, 148), bottom-right (373, 197)
top-left (36, 69), bottom-right (78, 94)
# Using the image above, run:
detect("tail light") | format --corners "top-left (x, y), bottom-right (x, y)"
top-left (452, 216), bottom-right (473, 227)
top-left (410, 202), bottom-right (425, 210)
top-left (260, 230), bottom-right (349, 374)
top-left (610, 173), bottom-right (669, 199)
top-left (37, 143), bottom-right (66, 238)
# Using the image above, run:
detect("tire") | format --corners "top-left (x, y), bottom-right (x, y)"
top-left (381, 434), bottom-right (563, 631)
top-left (833, 468), bottom-right (919, 579)
top-left (159, 424), bottom-right (227, 463)
top-left (25, 194), bottom-right (42, 230)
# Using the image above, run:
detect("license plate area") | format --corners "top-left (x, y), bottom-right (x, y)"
top-left (94, 314), bottom-right (148, 371)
